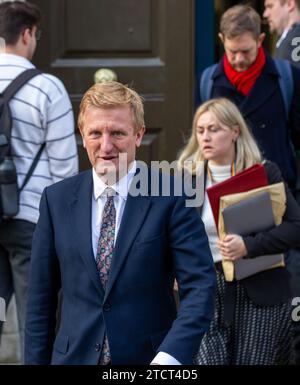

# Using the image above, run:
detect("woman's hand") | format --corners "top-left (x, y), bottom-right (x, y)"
top-left (217, 234), bottom-right (247, 261)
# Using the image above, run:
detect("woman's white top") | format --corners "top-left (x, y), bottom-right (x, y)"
top-left (201, 162), bottom-right (232, 263)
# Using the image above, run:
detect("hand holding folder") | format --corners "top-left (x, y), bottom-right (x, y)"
top-left (218, 183), bottom-right (286, 281)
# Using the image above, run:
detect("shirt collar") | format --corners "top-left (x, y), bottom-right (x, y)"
top-left (276, 27), bottom-right (289, 48)
top-left (0, 53), bottom-right (35, 68)
top-left (93, 160), bottom-right (137, 201)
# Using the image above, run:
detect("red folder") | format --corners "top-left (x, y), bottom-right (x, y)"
top-left (206, 163), bottom-right (268, 229)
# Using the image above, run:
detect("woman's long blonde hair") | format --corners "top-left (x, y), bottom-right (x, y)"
top-left (178, 98), bottom-right (262, 174)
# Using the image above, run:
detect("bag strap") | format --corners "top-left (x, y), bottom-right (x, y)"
top-left (0, 68), bottom-right (43, 156)
top-left (274, 59), bottom-right (293, 120)
top-left (2, 68), bottom-right (42, 102)
top-left (199, 64), bottom-right (218, 102)
top-left (0, 69), bottom-right (45, 192)
top-left (19, 142), bottom-right (46, 192)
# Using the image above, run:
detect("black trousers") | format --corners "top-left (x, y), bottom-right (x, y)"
top-left (0, 218), bottom-right (35, 363)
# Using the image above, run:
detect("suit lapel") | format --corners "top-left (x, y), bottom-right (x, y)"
top-left (69, 170), bottom-right (105, 297)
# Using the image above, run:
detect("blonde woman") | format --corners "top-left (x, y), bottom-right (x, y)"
top-left (178, 98), bottom-right (300, 365)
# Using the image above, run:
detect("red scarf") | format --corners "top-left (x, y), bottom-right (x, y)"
top-left (223, 46), bottom-right (266, 96)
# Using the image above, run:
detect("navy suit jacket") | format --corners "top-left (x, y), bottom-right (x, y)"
top-left (25, 167), bottom-right (215, 365)
top-left (275, 23), bottom-right (300, 69)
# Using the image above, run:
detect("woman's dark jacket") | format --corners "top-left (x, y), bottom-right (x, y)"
top-left (198, 160), bottom-right (300, 306)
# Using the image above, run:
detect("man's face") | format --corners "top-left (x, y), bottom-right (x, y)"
top-left (263, 0), bottom-right (289, 34)
top-left (80, 105), bottom-right (145, 182)
top-left (221, 32), bottom-right (264, 72)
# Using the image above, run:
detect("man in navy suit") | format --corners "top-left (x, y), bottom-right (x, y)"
top-left (24, 81), bottom-right (215, 365)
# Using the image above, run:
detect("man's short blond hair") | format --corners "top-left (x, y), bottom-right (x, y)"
top-left (220, 5), bottom-right (262, 40)
top-left (78, 81), bottom-right (145, 133)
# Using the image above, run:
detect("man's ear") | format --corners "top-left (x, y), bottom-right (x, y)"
top-left (258, 32), bottom-right (266, 47)
top-left (287, 0), bottom-right (296, 12)
top-left (135, 125), bottom-right (145, 148)
top-left (21, 28), bottom-right (31, 46)
top-left (218, 33), bottom-right (225, 44)
top-left (79, 127), bottom-right (86, 148)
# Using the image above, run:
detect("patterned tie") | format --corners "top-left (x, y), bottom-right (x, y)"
top-left (96, 187), bottom-right (116, 365)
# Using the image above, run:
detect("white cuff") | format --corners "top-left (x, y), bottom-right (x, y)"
top-left (151, 351), bottom-right (181, 365)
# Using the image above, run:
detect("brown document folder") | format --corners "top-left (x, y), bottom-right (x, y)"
top-left (218, 182), bottom-right (286, 281)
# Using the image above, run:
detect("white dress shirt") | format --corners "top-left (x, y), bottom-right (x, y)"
top-left (91, 161), bottom-right (180, 365)
top-left (276, 27), bottom-right (289, 48)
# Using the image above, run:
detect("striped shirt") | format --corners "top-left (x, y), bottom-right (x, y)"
top-left (0, 53), bottom-right (78, 223)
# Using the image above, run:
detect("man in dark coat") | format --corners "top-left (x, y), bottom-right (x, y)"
top-left (198, 4), bottom-right (300, 192)
top-left (264, 0), bottom-right (300, 365)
